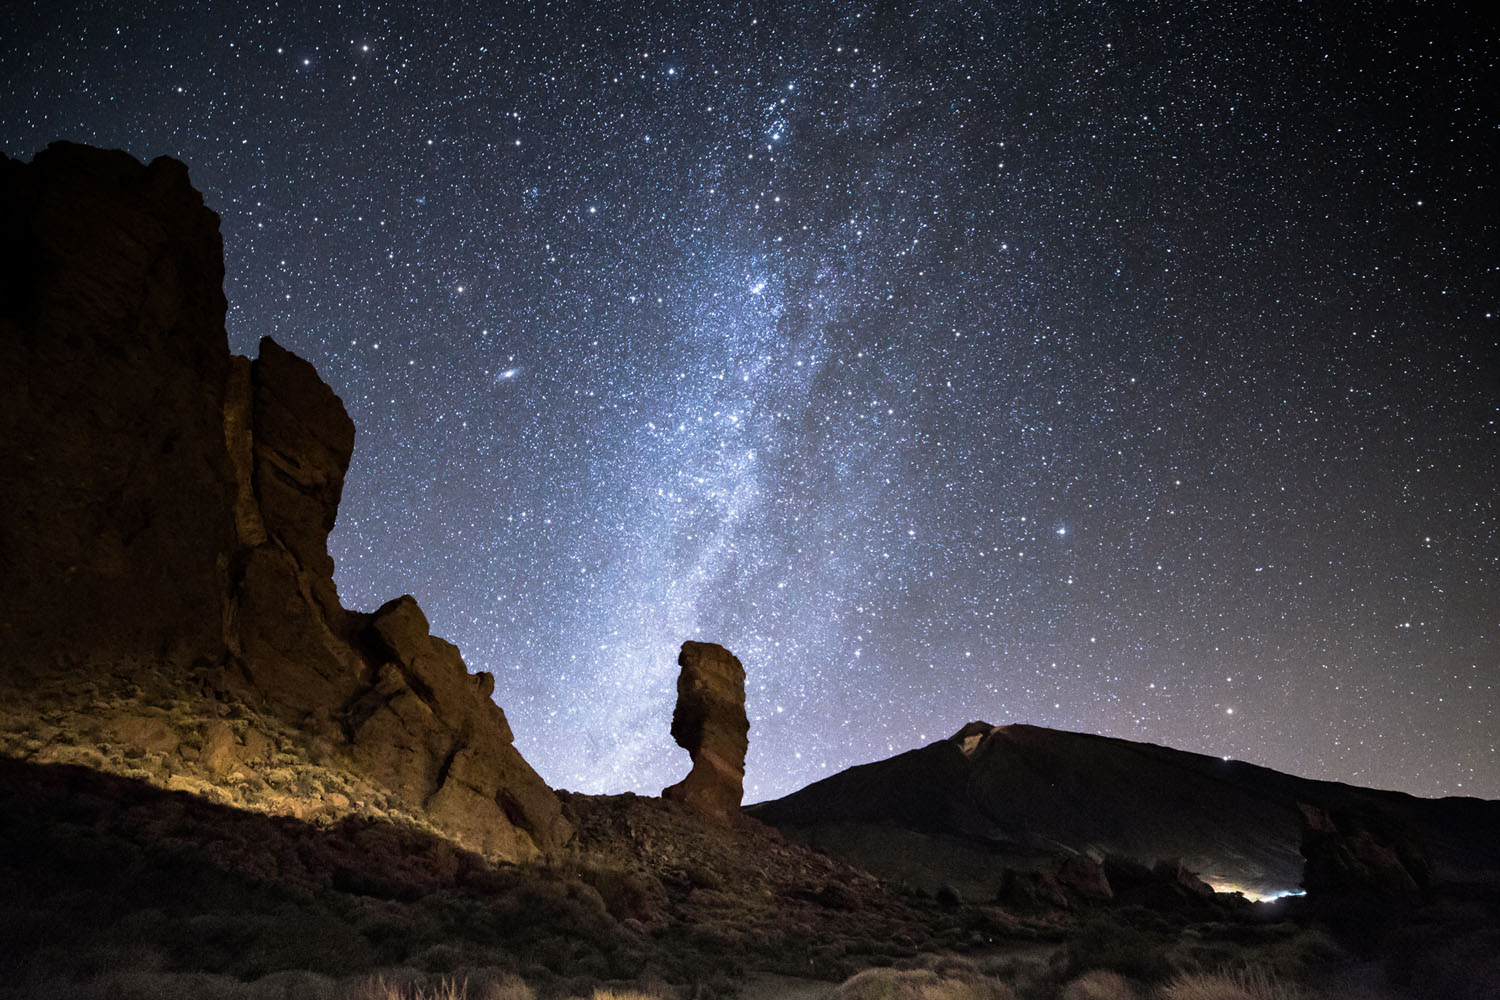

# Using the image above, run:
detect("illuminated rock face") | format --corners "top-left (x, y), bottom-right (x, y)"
top-left (662, 641), bottom-right (749, 824)
top-left (0, 142), bottom-right (568, 861)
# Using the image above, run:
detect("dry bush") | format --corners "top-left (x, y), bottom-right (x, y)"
top-left (344, 975), bottom-right (467, 1000)
top-left (1062, 916), bottom-right (1173, 982)
top-left (834, 964), bottom-right (1015, 1000)
top-left (575, 864), bottom-right (663, 923)
top-left (472, 974), bottom-right (536, 1000)
top-left (353, 982), bottom-right (671, 1000)
top-left (1157, 968), bottom-right (1303, 1000)
top-left (5, 969), bottom-right (340, 1000)
top-left (1060, 969), bottom-right (1137, 1000)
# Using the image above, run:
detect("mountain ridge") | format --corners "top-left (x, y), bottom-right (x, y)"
top-left (748, 720), bottom-right (1500, 897)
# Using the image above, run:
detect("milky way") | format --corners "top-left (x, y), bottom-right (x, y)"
top-left (4, 2), bottom-right (1496, 800)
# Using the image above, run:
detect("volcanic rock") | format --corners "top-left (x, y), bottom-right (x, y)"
top-left (1299, 802), bottom-right (1431, 901)
top-left (661, 640), bottom-right (748, 824)
top-left (1153, 858), bottom-right (1217, 899)
top-left (1, 144), bottom-right (237, 672)
top-left (0, 142), bottom-right (568, 860)
top-left (997, 853), bottom-right (1112, 911)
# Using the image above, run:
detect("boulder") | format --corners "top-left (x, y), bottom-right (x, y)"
top-left (1097, 854), bottom-right (1224, 914)
top-left (997, 852), bottom-right (1112, 911)
top-left (1299, 802), bottom-right (1431, 901)
top-left (997, 864), bottom-right (1073, 911)
top-left (1153, 858), bottom-right (1217, 899)
top-left (661, 641), bottom-right (748, 824)
top-left (1056, 853), bottom-right (1114, 902)
top-left (999, 852), bottom-right (1229, 915)
top-left (1101, 854), bottom-right (1156, 893)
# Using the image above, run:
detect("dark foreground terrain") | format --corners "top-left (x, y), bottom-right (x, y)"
top-left (5, 755), bottom-right (1500, 1000)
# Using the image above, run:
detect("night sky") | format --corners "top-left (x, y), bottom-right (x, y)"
top-left (4, 2), bottom-right (1496, 802)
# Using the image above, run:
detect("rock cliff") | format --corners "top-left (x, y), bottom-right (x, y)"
top-left (0, 142), bottom-right (568, 860)
top-left (661, 640), bottom-right (748, 824)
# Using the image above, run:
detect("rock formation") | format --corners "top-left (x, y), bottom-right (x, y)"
top-left (996, 852), bottom-right (1229, 914)
top-left (1298, 802), bottom-right (1431, 902)
top-left (0, 142), bottom-right (568, 860)
top-left (661, 641), bottom-right (748, 824)
top-left (997, 854), bottom-right (1113, 911)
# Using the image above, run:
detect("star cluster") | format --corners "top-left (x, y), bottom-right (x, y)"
top-left (4, 1), bottom-right (1495, 800)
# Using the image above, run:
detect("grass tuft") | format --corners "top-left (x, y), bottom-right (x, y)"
top-left (1059, 969), bottom-right (1137, 1000)
top-left (344, 975), bottom-right (468, 1000)
top-left (1157, 967), bottom-right (1303, 1000)
top-left (834, 962), bottom-right (1015, 1000)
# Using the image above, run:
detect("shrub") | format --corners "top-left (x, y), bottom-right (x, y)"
top-left (834, 963), bottom-right (1015, 1000)
top-left (1060, 970), bottom-right (1136, 1000)
top-left (343, 975), bottom-right (466, 1000)
top-left (472, 973), bottom-right (535, 1000)
top-left (579, 866), bottom-right (661, 923)
top-left (3, 969), bottom-right (341, 1000)
top-left (685, 864), bottom-right (724, 891)
top-left (1157, 968), bottom-right (1302, 1000)
top-left (1063, 917), bottom-right (1172, 982)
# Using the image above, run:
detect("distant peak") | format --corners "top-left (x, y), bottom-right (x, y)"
top-left (948, 721), bottom-right (997, 756)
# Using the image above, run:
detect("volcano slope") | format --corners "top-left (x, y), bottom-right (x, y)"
top-left (749, 721), bottom-right (1500, 899)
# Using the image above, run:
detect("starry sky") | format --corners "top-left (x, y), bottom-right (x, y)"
top-left (4, 1), bottom-right (1497, 802)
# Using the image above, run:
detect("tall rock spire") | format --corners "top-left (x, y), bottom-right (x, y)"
top-left (662, 641), bottom-right (749, 824)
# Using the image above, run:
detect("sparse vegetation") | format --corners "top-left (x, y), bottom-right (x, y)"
top-left (1059, 916), bottom-right (1173, 982)
top-left (1157, 968), bottom-right (1303, 1000)
top-left (346, 976), bottom-right (471, 1000)
top-left (1059, 970), bottom-right (1137, 1000)
top-left (3, 681), bottom-right (1496, 1000)
top-left (340, 980), bottom-right (666, 1000)
top-left (834, 961), bottom-right (1016, 1000)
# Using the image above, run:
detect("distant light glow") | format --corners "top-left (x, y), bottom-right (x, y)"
top-left (1210, 884), bottom-right (1309, 903)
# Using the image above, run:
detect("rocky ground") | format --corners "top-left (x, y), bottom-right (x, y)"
top-left (6, 747), bottom-right (1497, 1000)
